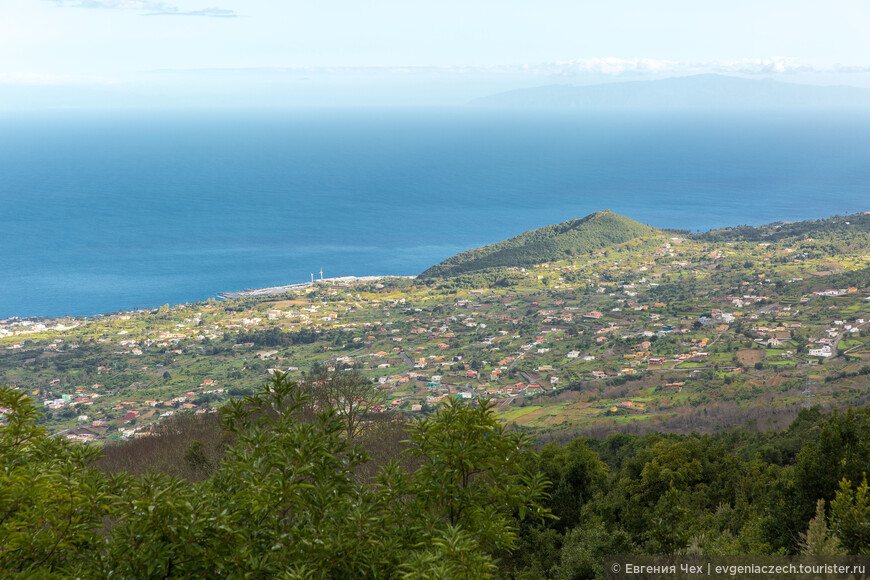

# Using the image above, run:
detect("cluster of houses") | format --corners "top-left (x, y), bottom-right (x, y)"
top-left (814, 287), bottom-right (859, 297)
top-left (5, 238), bottom-right (868, 443)
top-left (806, 318), bottom-right (866, 358)
top-left (0, 317), bottom-right (80, 339)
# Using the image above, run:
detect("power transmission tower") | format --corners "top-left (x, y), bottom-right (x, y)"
top-left (802, 377), bottom-right (814, 409)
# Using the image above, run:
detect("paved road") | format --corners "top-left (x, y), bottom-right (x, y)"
top-left (755, 302), bottom-right (782, 315)
top-left (827, 320), bottom-right (869, 364)
top-left (506, 353), bottom-right (525, 371)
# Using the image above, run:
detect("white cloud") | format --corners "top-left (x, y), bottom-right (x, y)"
top-left (833, 64), bottom-right (870, 74)
top-left (545, 57), bottom-right (681, 76)
top-left (46, 0), bottom-right (239, 17)
top-left (710, 57), bottom-right (812, 75)
top-left (319, 57), bottom-right (815, 78)
top-left (144, 7), bottom-right (238, 17)
top-left (533, 56), bottom-right (813, 77)
top-left (129, 58), bottom-right (870, 83)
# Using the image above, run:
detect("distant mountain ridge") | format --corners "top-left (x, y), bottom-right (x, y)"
top-left (471, 74), bottom-right (870, 109)
top-left (420, 210), bottom-right (656, 277)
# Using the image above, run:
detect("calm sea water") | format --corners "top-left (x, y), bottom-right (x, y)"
top-left (1, 108), bottom-right (868, 318)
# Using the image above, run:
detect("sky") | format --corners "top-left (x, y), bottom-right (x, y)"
top-left (2, 0), bottom-right (870, 107)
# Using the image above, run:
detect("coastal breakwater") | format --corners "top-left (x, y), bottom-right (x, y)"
top-left (217, 276), bottom-right (416, 300)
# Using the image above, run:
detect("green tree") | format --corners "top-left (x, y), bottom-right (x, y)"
top-left (532, 438), bottom-right (608, 533)
top-left (791, 409), bottom-right (870, 547)
top-left (830, 476), bottom-right (870, 554)
top-left (552, 519), bottom-right (635, 579)
top-left (800, 499), bottom-right (843, 555)
top-left (0, 386), bottom-right (113, 577)
top-left (402, 398), bottom-right (553, 554)
top-left (2, 376), bottom-right (552, 578)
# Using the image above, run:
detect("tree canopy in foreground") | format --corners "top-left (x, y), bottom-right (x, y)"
top-left (0, 378), bottom-right (551, 578)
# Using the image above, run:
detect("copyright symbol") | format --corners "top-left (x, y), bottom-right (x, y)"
top-left (612, 563), bottom-right (620, 573)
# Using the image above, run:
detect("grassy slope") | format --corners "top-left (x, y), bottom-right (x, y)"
top-left (421, 210), bottom-right (657, 277)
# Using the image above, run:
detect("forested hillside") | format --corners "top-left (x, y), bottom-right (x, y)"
top-left (693, 212), bottom-right (870, 243)
top-left (7, 376), bottom-right (870, 578)
top-left (421, 210), bottom-right (656, 277)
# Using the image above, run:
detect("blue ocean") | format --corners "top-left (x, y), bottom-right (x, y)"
top-left (1, 108), bottom-right (868, 318)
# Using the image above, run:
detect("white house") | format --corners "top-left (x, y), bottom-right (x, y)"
top-left (809, 346), bottom-right (833, 358)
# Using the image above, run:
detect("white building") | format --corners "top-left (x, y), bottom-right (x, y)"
top-left (809, 346), bottom-right (833, 358)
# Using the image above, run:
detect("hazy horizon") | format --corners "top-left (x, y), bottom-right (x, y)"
top-left (2, 71), bottom-right (870, 111)
top-left (2, 1), bottom-right (870, 109)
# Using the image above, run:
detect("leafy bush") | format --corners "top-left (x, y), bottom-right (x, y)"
top-left (0, 380), bottom-right (551, 577)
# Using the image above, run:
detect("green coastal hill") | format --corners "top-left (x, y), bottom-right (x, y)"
top-left (693, 211), bottom-right (870, 242)
top-left (421, 209), bottom-right (656, 277)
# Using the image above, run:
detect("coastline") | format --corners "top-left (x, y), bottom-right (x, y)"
top-left (4, 111), bottom-right (869, 320)
top-left (0, 275), bottom-right (417, 326)
top-left (216, 275), bottom-right (417, 300)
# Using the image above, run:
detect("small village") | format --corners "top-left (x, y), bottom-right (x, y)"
top-left (2, 217), bottom-right (870, 443)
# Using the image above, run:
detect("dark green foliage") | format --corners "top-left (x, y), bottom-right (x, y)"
top-left (692, 212), bottom-right (870, 243)
top-left (432, 269), bottom-right (529, 291)
top-left (0, 387), bottom-right (113, 577)
top-left (421, 210), bottom-right (657, 277)
top-left (830, 476), bottom-right (870, 554)
top-left (531, 439), bottom-right (608, 533)
top-left (787, 409), bottom-right (870, 546)
top-left (234, 326), bottom-right (320, 346)
top-left (403, 397), bottom-right (553, 551)
top-left (12, 372), bottom-right (870, 578)
top-left (552, 520), bottom-right (636, 579)
top-left (502, 408), bottom-right (870, 577)
top-left (1, 380), bottom-right (551, 578)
